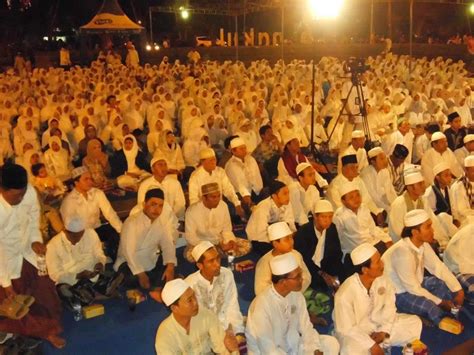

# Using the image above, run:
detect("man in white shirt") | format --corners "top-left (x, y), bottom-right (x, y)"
top-left (333, 182), bottom-right (392, 271)
top-left (0, 164), bottom-right (65, 349)
top-left (246, 180), bottom-right (296, 256)
top-left (114, 189), bottom-right (176, 290)
top-left (137, 153), bottom-right (186, 221)
top-left (185, 241), bottom-right (245, 341)
top-left (387, 143), bottom-right (409, 196)
top-left (184, 183), bottom-right (251, 262)
top-left (224, 137), bottom-right (263, 209)
top-left (334, 243), bottom-right (422, 355)
top-left (444, 223), bottom-right (474, 304)
top-left (361, 147), bottom-right (398, 212)
top-left (421, 131), bottom-right (463, 186)
top-left (337, 130), bottom-right (369, 173)
top-left (288, 162), bottom-right (320, 226)
top-left (60, 166), bottom-right (122, 259)
top-left (451, 155), bottom-right (474, 225)
top-left (454, 133), bottom-right (474, 166)
top-left (246, 253), bottom-right (340, 355)
top-left (188, 147), bottom-right (244, 218)
top-left (383, 209), bottom-right (464, 326)
top-left (155, 279), bottom-right (239, 354)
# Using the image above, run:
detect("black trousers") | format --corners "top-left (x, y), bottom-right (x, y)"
top-left (251, 241), bottom-right (273, 257)
top-left (117, 255), bottom-right (165, 289)
top-left (95, 224), bottom-right (120, 260)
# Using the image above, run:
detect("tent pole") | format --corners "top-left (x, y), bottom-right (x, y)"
top-left (149, 8), bottom-right (153, 43)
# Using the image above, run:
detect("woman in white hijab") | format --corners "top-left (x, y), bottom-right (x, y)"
top-left (13, 116), bottom-right (40, 157)
top-left (43, 136), bottom-right (72, 182)
top-left (157, 129), bottom-right (185, 176)
top-left (147, 118), bottom-right (171, 155)
top-left (182, 127), bottom-right (209, 168)
top-left (235, 118), bottom-right (259, 153)
top-left (111, 134), bottom-right (151, 190)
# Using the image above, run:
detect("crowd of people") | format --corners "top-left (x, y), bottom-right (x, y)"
top-left (0, 48), bottom-right (473, 354)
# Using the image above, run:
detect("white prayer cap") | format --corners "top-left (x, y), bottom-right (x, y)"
top-left (268, 222), bottom-right (293, 241)
top-left (150, 152), bottom-right (167, 168)
top-left (351, 243), bottom-right (377, 265)
top-left (368, 147), bottom-right (384, 159)
top-left (230, 137), bottom-right (246, 149)
top-left (162, 279), bottom-right (190, 306)
top-left (199, 147), bottom-right (215, 160)
top-left (404, 172), bottom-right (424, 185)
top-left (296, 162), bottom-right (312, 176)
top-left (64, 216), bottom-right (85, 233)
top-left (465, 155), bottom-right (474, 168)
top-left (71, 166), bottom-right (88, 180)
top-left (432, 162), bottom-right (450, 176)
top-left (270, 253), bottom-right (299, 276)
top-left (313, 199), bottom-right (334, 214)
top-left (351, 130), bottom-right (365, 139)
top-left (404, 209), bottom-right (430, 227)
top-left (191, 241), bottom-right (215, 262)
top-left (430, 131), bottom-right (446, 142)
top-left (339, 181), bottom-right (359, 198)
top-left (464, 134), bottom-right (474, 144)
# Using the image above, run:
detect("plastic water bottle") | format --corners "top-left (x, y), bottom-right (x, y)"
top-left (403, 343), bottom-right (414, 355)
top-left (37, 255), bottom-right (48, 276)
top-left (227, 251), bottom-right (235, 271)
top-left (72, 303), bottom-right (83, 321)
top-left (382, 334), bottom-right (391, 355)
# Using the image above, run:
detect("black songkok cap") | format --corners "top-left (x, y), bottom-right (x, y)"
top-left (0, 164), bottom-right (28, 190)
top-left (269, 180), bottom-right (286, 195)
top-left (144, 188), bottom-right (165, 201)
top-left (393, 144), bottom-right (409, 159)
top-left (447, 111), bottom-right (460, 122)
top-left (341, 154), bottom-right (358, 166)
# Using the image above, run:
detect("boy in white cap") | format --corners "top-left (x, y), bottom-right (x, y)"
top-left (421, 131), bottom-right (463, 185)
top-left (333, 182), bottom-right (392, 271)
top-left (382, 210), bottom-right (464, 326)
top-left (136, 153), bottom-right (185, 221)
top-left (288, 162), bottom-right (321, 226)
top-left (246, 253), bottom-right (340, 354)
top-left (155, 279), bottom-right (239, 354)
top-left (185, 182), bottom-right (251, 262)
top-left (451, 155), bottom-right (474, 225)
top-left (114, 189), bottom-right (176, 290)
top-left (185, 241), bottom-right (245, 339)
top-left (337, 130), bottom-right (368, 173)
top-left (294, 199), bottom-right (346, 291)
top-left (360, 146), bottom-right (398, 212)
top-left (444, 223), bottom-right (474, 304)
top-left (254, 222), bottom-right (311, 295)
top-left (334, 243), bottom-right (422, 355)
top-left (187, 147), bottom-right (245, 219)
top-left (454, 133), bottom-right (474, 166)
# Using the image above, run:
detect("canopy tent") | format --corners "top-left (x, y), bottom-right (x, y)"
top-left (80, 0), bottom-right (143, 34)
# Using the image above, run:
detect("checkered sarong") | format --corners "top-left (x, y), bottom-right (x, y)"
top-left (457, 273), bottom-right (474, 303)
top-left (395, 276), bottom-right (453, 325)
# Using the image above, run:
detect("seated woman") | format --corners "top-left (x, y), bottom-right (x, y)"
top-left (111, 134), bottom-right (150, 190)
top-left (82, 138), bottom-right (113, 191)
top-left (43, 136), bottom-right (73, 182)
top-left (157, 129), bottom-right (185, 177)
top-left (77, 124), bottom-right (104, 162)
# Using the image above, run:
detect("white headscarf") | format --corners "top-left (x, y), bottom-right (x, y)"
top-left (123, 134), bottom-right (140, 173)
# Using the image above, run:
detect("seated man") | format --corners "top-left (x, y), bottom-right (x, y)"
top-left (246, 180), bottom-right (296, 256)
top-left (383, 209), bottom-right (464, 327)
top-left (252, 124), bottom-right (282, 183)
top-left (0, 164), bottom-right (64, 349)
top-left (294, 200), bottom-right (346, 291)
top-left (387, 143), bottom-right (409, 196)
top-left (451, 156), bottom-right (474, 225)
top-left (337, 130), bottom-right (369, 173)
top-left (333, 182), bottom-right (392, 271)
top-left (46, 216), bottom-right (122, 306)
top-left (224, 137), bottom-right (264, 208)
top-left (60, 166), bottom-right (123, 259)
top-left (444, 223), bottom-right (474, 304)
top-left (246, 253), bottom-right (340, 355)
top-left (334, 243), bottom-right (422, 355)
top-left (454, 133), bottom-right (474, 166)
top-left (288, 162), bottom-right (320, 226)
top-left (137, 153), bottom-right (186, 221)
top-left (184, 182), bottom-right (251, 262)
top-left (254, 222), bottom-right (311, 296)
top-left (155, 279), bottom-right (239, 354)
top-left (185, 241), bottom-right (245, 340)
top-left (114, 189), bottom-right (176, 290)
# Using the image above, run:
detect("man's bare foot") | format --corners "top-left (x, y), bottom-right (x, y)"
top-left (149, 288), bottom-right (163, 303)
top-left (46, 334), bottom-right (66, 349)
top-left (309, 313), bottom-right (328, 326)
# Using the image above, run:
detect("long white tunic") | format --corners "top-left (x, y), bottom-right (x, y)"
top-left (421, 147), bottom-right (463, 186)
top-left (224, 155), bottom-right (263, 197)
top-left (334, 274), bottom-right (422, 355)
top-left (46, 229), bottom-right (106, 285)
top-left (450, 179), bottom-right (474, 225)
top-left (444, 224), bottom-right (474, 275)
top-left (185, 267), bottom-right (245, 334)
top-left (0, 184), bottom-right (42, 288)
top-left (288, 182), bottom-right (320, 226)
top-left (382, 238), bottom-right (462, 304)
top-left (360, 165), bottom-right (397, 212)
top-left (114, 211), bottom-right (176, 274)
top-left (188, 166), bottom-right (240, 207)
top-left (246, 285), bottom-right (340, 355)
top-left (246, 197), bottom-right (296, 243)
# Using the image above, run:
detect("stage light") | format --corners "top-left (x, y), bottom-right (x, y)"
top-left (180, 7), bottom-right (190, 20)
top-left (308, 0), bottom-right (344, 19)
top-left (470, 3), bottom-right (474, 15)
top-left (146, 44), bottom-right (152, 51)
top-left (154, 44), bottom-right (160, 50)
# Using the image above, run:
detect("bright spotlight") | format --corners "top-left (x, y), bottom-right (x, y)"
top-left (154, 44), bottom-right (160, 50)
top-left (308, 0), bottom-right (344, 19)
top-left (146, 44), bottom-right (152, 51)
top-left (180, 8), bottom-right (190, 20)
top-left (470, 3), bottom-right (474, 14)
